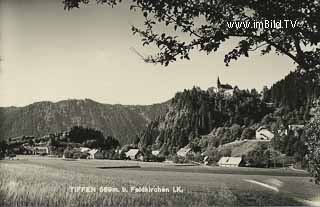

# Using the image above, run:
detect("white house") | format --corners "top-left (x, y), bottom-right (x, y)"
top-left (88, 149), bottom-right (104, 159)
top-left (177, 147), bottom-right (192, 158)
top-left (152, 150), bottom-right (160, 156)
top-left (125, 149), bottom-right (144, 161)
top-left (217, 157), bottom-right (243, 167)
top-left (256, 126), bottom-right (274, 141)
top-left (80, 147), bottom-right (91, 153)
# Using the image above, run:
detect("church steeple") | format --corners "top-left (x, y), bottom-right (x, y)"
top-left (217, 76), bottom-right (221, 88)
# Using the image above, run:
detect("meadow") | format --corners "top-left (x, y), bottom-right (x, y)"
top-left (0, 156), bottom-right (319, 207)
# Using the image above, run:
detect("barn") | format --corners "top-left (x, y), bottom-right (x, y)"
top-left (218, 157), bottom-right (244, 167)
top-left (125, 149), bottom-right (144, 161)
top-left (176, 147), bottom-right (192, 158)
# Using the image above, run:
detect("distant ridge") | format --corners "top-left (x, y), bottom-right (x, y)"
top-left (0, 98), bottom-right (169, 144)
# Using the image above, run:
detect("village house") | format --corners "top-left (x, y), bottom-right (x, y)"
top-left (61, 147), bottom-right (89, 159)
top-left (152, 150), bottom-right (160, 156)
top-left (88, 149), bottom-right (104, 159)
top-left (218, 157), bottom-right (244, 167)
top-left (80, 147), bottom-right (91, 153)
top-left (256, 126), bottom-right (274, 141)
top-left (34, 146), bottom-right (49, 155)
top-left (176, 146), bottom-right (193, 158)
top-left (125, 149), bottom-right (144, 161)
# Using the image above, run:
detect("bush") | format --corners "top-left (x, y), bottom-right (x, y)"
top-left (241, 128), bottom-right (256, 140)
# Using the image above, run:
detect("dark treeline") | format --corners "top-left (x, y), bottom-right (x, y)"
top-left (67, 126), bottom-right (120, 150)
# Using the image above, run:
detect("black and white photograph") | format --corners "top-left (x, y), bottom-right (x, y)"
top-left (0, 0), bottom-right (320, 206)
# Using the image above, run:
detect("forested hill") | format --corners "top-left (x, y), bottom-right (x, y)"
top-left (138, 87), bottom-right (272, 154)
top-left (0, 99), bottom-right (169, 145)
top-left (138, 71), bottom-right (320, 156)
top-left (264, 71), bottom-right (320, 110)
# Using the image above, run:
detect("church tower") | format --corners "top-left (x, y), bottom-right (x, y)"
top-left (217, 76), bottom-right (221, 89)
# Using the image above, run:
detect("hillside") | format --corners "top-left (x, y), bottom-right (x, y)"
top-left (137, 71), bottom-right (317, 166)
top-left (264, 71), bottom-right (320, 110)
top-left (217, 140), bottom-right (269, 157)
top-left (138, 87), bottom-right (271, 154)
top-left (0, 99), bottom-right (169, 145)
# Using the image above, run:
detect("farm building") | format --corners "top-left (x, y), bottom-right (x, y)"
top-left (125, 149), bottom-right (143, 161)
top-left (177, 146), bottom-right (192, 158)
top-left (256, 126), bottom-right (274, 140)
top-left (34, 147), bottom-right (49, 155)
top-left (88, 149), bottom-right (104, 159)
top-left (218, 157), bottom-right (244, 167)
top-left (63, 148), bottom-right (89, 159)
top-left (80, 147), bottom-right (91, 153)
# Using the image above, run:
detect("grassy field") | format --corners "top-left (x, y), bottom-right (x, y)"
top-left (0, 156), bottom-right (319, 207)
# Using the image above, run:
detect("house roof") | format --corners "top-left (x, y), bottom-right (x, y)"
top-left (220, 84), bottom-right (233, 90)
top-left (37, 142), bottom-right (48, 147)
top-left (217, 77), bottom-right (233, 90)
top-left (256, 127), bottom-right (274, 139)
top-left (256, 126), bottom-right (268, 131)
top-left (218, 157), bottom-right (242, 166)
top-left (177, 147), bottom-right (191, 157)
top-left (80, 147), bottom-right (91, 152)
top-left (288, 124), bottom-right (304, 129)
top-left (88, 149), bottom-right (99, 155)
top-left (125, 149), bottom-right (140, 157)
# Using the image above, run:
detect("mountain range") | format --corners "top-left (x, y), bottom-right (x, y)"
top-left (0, 99), bottom-right (169, 145)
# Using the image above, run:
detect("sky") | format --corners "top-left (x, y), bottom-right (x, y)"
top-left (0, 0), bottom-right (296, 107)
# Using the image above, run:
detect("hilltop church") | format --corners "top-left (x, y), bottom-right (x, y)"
top-left (209, 77), bottom-right (234, 96)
